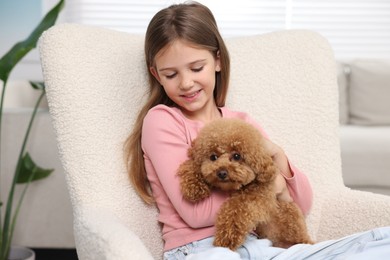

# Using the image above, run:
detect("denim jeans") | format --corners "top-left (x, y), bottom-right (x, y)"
top-left (164, 227), bottom-right (390, 260)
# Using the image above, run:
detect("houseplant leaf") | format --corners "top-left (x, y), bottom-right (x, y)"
top-left (0, 1), bottom-right (65, 258)
top-left (29, 81), bottom-right (45, 91)
top-left (0, 0), bottom-right (65, 83)
top-left (16, 153), bottom-right (53, 184)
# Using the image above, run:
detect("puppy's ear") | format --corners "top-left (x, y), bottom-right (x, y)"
top-left (253, 154), bottom-right (277, 184)
top-left (177, 151), bottom-right (211, 202)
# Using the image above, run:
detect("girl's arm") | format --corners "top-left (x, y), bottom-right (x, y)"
top-left (264, 138), bottom-right (313, 216)
top-left (245, 115), bottom-right (313, 216)
top-left (284, 162), bottom-right (313, 216)
top-left (142, 106), bottom-right (227, 228)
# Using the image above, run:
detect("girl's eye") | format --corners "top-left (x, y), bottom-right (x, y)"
top-left (192, 66), bottom-right (203, 73)
top-left (210, 154), bottom-right (218, 161)
top-left (166, 73), bottom-right (177, 79)
top-left (232, 153), bottom-right (241, 161)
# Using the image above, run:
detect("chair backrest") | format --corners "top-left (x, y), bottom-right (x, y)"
top-left (39, 24), bottom-right (340, 259)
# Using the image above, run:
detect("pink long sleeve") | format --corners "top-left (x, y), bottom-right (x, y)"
top-left (142, 106), bottom-right (227, 227)
top-left (142, 105), bottom-right (227, 250)
top-left (284, 163), bottom-right (313, 216)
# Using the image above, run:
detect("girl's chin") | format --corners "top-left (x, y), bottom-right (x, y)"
top-left (180, 104), bottom-right (204, 116)
top-left (181, 105), bottom-right (202, 114)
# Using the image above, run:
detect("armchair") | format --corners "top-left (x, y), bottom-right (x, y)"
top-left (39, 24), bottom-right (390, 259)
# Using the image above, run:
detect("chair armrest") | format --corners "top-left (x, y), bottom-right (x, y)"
top-left (73, 206), bottom-right (155, 260)
top-left (315, 188), bottom-right (390, 242)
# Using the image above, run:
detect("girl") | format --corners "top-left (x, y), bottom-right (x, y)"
top-left (125, 2), bottom-right (390, 259)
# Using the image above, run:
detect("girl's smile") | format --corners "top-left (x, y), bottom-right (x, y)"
top-left (180, 89), bottom-right (201, 102)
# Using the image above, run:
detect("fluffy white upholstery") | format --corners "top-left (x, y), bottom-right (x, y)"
top-left (39, 24), bottom-right (390, 259)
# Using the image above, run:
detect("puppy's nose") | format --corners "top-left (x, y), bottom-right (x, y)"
top-left (217, 170), bottom-right (228, 180)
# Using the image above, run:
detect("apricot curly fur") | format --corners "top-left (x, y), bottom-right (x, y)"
top-left (177, 118), bottom-right (313, 250)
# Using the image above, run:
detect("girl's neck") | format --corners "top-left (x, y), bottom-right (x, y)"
top-left (180, 106), bottom-right (222, 125)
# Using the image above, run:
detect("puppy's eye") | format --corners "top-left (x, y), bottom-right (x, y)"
top-left (232, 153), bottom-right (241, 161)
top-left (210, 154), bottom-right (218, 161)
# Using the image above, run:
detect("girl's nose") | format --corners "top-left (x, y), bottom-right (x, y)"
top-left (180, 75), bottom-right (194, 90)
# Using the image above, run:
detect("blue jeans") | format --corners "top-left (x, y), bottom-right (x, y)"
top-left (163, 227), bottom-right (390, 259)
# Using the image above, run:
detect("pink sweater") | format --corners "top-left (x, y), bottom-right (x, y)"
top-left (142, 104), bottom-right (313, 251)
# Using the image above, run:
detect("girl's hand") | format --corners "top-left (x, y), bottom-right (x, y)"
top-left (262, 138), bottom-right (293, 202)
top-left (274, 173), bottom-right (293, 202)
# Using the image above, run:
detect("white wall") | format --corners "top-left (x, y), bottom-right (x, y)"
top-left (1, 83), bottom-right (75, 248)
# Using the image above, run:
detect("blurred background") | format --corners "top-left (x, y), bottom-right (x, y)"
top-left (1, 0), bottom-right (389, 259)
top-left (2, 0), bottom-right (390, 81)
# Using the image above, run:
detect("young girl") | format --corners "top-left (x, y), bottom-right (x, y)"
top-left (125, 2), bottom-right (390, 259)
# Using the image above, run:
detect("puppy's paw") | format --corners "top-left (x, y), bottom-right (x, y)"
top-left (182, 182), bottom-right (211, 202)
top-left (213, 233), bottom-right (243, 251)
top-left (178, 160), bottom-right (211, 201)
top-left (213, 214), bottom-right (248, 251)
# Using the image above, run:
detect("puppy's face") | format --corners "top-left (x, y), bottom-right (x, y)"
top-left (188, 119), bottom-right (275, 191)
top-left (199, 142), bottom-right (256, 191)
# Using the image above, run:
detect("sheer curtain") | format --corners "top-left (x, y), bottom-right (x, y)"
top-left (52, 0), bottom-right (390, 59)
top-left (289, 0), bottom-right (390, 59)
top-left (64, 0), bottom-right (287, 36)
top-left (10, 0), bottom-right (389, 79)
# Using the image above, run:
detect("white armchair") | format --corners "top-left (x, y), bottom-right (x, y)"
top-left (39, 24), bottom-right (390, 260)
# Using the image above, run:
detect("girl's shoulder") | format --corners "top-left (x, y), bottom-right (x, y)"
top-left (144, 104), bottom-right (186, 127)
top-left (143, 104), bottom-right (202, 132)
top-left (146, 104), bottom-right (181, 118)
top-left (142, 104), bottom-right (199, 145)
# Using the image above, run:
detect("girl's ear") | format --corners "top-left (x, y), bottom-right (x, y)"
top-left (215, 51), bottom-right (221, 72)
top-left (215, 64), bottom-right (221, 72)
top-left (150, 66), bottom-right (162, 83)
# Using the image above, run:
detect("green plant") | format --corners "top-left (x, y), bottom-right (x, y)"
top-left (0, 0), bottom-right (64, 258)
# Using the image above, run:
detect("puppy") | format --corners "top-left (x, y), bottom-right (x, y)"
top-left (178, 118), bottom-right (313, 250)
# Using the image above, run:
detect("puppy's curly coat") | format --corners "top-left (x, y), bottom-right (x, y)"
top-left (178, 118), bottom-right (313, 250)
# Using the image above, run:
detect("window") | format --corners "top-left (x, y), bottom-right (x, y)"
top-left (64, 0), bottom-right (287, 37)
top-left (0, 0), bottom-right (44, 80)
top-left (5, 0), bottom-right (390, 80)
top-left (289, 0), bottom-right (390, 59)
top-left (63, 0), bottom-right (390, 59)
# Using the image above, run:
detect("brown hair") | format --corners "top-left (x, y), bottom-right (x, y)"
top-left (124, 1), bottom-right (230, 204)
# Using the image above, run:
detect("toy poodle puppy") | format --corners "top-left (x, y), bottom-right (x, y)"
top-left (178, 118), bottom-right (313, 250)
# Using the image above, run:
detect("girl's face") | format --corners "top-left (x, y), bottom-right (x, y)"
top-left (150, 39), bottom-right (221, 122)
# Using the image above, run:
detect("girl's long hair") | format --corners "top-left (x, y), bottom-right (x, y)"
top-left (124, 1), bottom-right (230, 204)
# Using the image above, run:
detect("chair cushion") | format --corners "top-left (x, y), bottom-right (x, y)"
top-left (348, 59), bottom-right (390, 125)
top-left (340, 125), bottom-right (390, 189)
